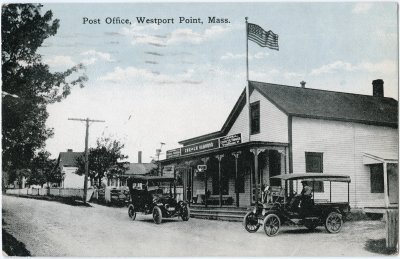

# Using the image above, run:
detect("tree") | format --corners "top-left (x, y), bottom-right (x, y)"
top-left (27, 150), bottom-right (63, 187)
top-left (76, 137), bottom-right (129, 186)
top-left (1, 4), bottom-right (87, 175)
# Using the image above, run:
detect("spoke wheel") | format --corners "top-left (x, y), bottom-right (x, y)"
top-left (325, 212), bottom-right (343, 233)
top-left (153, 206), bottom-right (162, 224)
top-left (128, 205), bottom-right (136, 221)
top-left (181, 204), bottom-right (190, 221)
top-left (243, 212), bottom-right (260, 233)
top-left (263, 214), bottom-right (281, 237)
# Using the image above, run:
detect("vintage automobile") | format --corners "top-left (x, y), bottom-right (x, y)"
top-left (126, 175), bottom-right (190, 224)
top-left (243, 173), bottom-right (351, 236)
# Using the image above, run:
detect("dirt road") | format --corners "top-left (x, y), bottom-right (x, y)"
top-left (2, 195), bottom-right (386, 256)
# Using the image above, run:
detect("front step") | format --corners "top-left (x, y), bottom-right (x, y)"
top-left (190, 206), bottom-right (250, 222)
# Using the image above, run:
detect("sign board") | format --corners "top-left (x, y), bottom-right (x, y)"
top-left (219, 133), bottom-right (241, 147)
top-left (197, 165), bottom-right (207, 172)
top-left (181, 138), bottom-right (219, 156)
top-left (165, 133), bottom-right (242, 158)
top-left (166, 148), bottom-right (181, 159)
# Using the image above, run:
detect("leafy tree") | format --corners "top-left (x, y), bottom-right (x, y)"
top-left (1, 4), bottom-right (87, 177)
top-left (27, 150), bottom-right (63, 187)
top-left (76, 137), bottom-right (129, 186)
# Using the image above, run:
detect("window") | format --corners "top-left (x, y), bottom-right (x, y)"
top-left (250, 101), bottom-right (260, 134)
top-left (370, 164), bottom-right (384, 193)
top-left (305, 152), bottom-right (324, 192)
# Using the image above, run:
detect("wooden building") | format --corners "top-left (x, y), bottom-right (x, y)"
top-left (160, 79), bottom-right (398, 209)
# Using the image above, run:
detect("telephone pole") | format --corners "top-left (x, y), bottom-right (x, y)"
top-left (68, 117), bottom-right (105, 203)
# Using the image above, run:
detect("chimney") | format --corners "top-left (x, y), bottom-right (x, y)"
top-left (372, 79), bottom-right (384, 97)
top-left (138, 151), bottom-right (142, 164)
top-left (300, 81), bottom-right (306, 88)
top-left (67, 149), bottom-right (73, 152)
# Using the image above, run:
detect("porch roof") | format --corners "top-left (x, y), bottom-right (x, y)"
top-left (362, 152), bottom-right (399, 165)
top-left (160, 141), bottom-right (288, 164)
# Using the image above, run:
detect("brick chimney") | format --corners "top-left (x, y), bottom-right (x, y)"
top-left (138, 151), bottom-right (142, 163)
top-left (372, 79), bottom-right (384, 97)
top-left (67, 149), bottom-right (73, 152)
top-left (300, 81), bottom-right (306, 88)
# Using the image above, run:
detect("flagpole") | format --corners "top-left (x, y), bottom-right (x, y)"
top-left (245, 17), bottom-right (251, 143)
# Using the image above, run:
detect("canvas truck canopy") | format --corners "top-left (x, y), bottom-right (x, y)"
top-left (271, 173), bottom-right (351, 183)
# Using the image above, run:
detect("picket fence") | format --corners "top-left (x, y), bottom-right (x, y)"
top-left (6, 188), bottom-right (93, 201)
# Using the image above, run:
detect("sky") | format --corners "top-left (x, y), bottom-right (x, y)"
top-left (38, 2), bottom-right (398, 162)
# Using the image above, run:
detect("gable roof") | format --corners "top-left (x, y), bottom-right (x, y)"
top-left (251, 81), bottom-right (398, 127)
top-left (179, 80), bottom-right (398, 145)
top-left (124, 163), bottom-right (158, 175)
top-left (57, 151), bottom-right (83, 167)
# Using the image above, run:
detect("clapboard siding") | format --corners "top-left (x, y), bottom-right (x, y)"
top-left (227, 89), bottom-right (288, 143)
top-left (292, 117), bottom-right (398, 208)
top-left (292, 117), bottom-right (356, 205)
top-left (354, 124), bottom-right (398, 208)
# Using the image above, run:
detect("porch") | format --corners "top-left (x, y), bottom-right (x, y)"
top-left (161, 141), bottom-right (289, 208)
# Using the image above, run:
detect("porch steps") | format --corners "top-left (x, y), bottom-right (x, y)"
top-left (189, 206), bottom-right (250, 222)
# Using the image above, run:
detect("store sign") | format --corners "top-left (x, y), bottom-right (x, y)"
top-left (181, 139), bottom-right (219, 156)
top-left (166, 133), bottom-right (242, 158)
top-left (219, 133), bottom-right (241, 147)
top-left (166, 148), bottom-right (181, 159)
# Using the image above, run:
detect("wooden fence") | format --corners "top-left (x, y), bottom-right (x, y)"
top-left (386, 209), bottom-right (399, 250)
top-left (6, 188), bottom-right (93, 201)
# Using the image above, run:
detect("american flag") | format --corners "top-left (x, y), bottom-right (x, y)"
top-left (248, 23), bottom-right (279, 51)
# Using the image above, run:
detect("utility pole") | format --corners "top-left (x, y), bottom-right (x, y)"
top-left (68, 117), bottom-right (105, 203)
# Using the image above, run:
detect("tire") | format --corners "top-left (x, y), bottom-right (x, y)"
top-left (181, 204), bottom-right (190, 221)
top-left (263, 214), bottom-right (281, 237)
top-left (153, 206), bottom-right (162, 224)
top-left (243, 211), bottom-right (260, 233)
top-left (128, 205), bottom-right (136, 221)
top-left (325, 212), bottom-right (343, 233)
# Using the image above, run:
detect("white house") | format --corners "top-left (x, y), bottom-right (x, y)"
top-left (161, 79), bottom-right (398, 210)
top-left (55, 149), bottom-right (88, 188)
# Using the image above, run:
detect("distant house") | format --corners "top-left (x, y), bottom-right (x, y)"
top-left (107, 162), bottom-right (158, 187)
top-left (55, 149), bottom-right (88, 188)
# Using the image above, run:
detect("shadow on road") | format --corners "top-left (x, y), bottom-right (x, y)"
top-left (2, 220), bottom-right (31, 256)
top-left (364, 238), bottom-right (398, 255)
top-left (280, 228), bottom-right (324, 235)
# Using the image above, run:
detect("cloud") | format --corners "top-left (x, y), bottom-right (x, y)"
top-left (145, 51), bottom-right (163, 56)
top-left (99, 66), bottom-right (203, 86)
top-left (121, 24), bottom-right (232, 46)
top-left (44, 55), bottom-right (76, 68)
top-left (311, 60), bottom-right (397, 75)
top-left (352, 3), bottom-right (373, 14)
top-left (221, 51), bottom-right (269, 60)
top-left (80, 50), bottom-right (114, 65)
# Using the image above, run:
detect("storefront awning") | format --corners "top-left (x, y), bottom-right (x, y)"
top-left (362, 152), bottom-right (398, 165)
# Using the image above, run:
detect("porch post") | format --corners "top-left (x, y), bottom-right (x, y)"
top-left (233, 151), bottom-right (241, 207)
top-left (215, 154), bottom-right (224, 207)
top-left (201, 157), bottom-right (209, 208)
top-left (383, 162), bottom-right (389, 208)
top-left (250, 148), bottom-right (266, 203)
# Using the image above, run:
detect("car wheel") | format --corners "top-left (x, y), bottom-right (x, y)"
top-left (128, 205), bottom-right (136, 221)
top-left (243, 211), bottom-right (260, 233)
top-left (153, 206), bottom-right (162, 224)
top-left (181, 204), bottom-right (190, 221)
top-left (263, 214), bottom-right (280, 237)
top-left (325, 212), bottom-right (343, 233)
